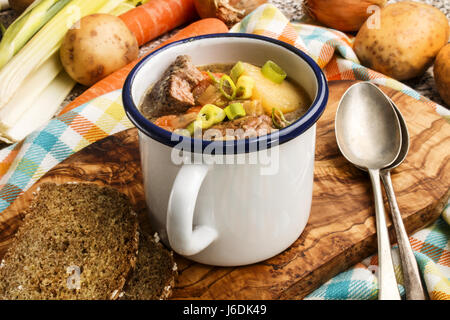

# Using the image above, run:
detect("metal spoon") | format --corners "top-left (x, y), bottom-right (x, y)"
top-left (335, 82), bottom-right (402, 300)
top-left (380, 99), bottom-right (427, 300)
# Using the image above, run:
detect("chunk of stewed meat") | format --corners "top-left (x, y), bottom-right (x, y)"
top-left (208, 114), bottom-right (276, 140)
top-left (141, 55), bottom-right (204, 119)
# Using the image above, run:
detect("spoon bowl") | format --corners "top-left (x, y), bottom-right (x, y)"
top-left (335, 82), bottom-right (402, 169)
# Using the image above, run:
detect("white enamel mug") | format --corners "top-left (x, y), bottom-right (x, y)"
top-left (123, 34), bottom-right (328, 266)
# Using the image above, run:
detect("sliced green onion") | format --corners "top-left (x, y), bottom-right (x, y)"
top-left (185, 121), bottom-right (200, 136)
top-left (230, 61), bottom-right (245, 83)
top-left (272, 108), bottom-right (291, 129)
top-left (174, 127), bottom-right (191, 137)
top-left (236, 75), bottom-right (255, 99)
top-left (261, 60), bottom-right (287, 84)
top-left (0, 0), bottom-right (113, 108)
top-left (224, 103), bottom-right (246, 120)
top-left (0, 0), bottom-right (73, 70)
top-left (219, 75), bottom-right (236, 100)
top-left (207, 71), bottom-right (219, 84)
top-left (196, 104), bottom-right (226, 129)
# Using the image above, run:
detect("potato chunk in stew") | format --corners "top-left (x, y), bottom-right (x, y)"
top-left (241, 63), bottom-right (307, 114)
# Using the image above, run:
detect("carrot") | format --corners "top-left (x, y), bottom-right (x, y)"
top-left (154, 112), bottom-right (197, 131)
top-left (201, 71), bottom-right (225, 79)
top-left (119, 0), bottom-right (197, 46)
top-left (186, 106), bottom-right (202, 114)
top-left (154, 106), bottom-right (201, 131)
top-left (59, 18), bottom-right (228, 115)
top-left (154, 115), bottom-right (180, 131)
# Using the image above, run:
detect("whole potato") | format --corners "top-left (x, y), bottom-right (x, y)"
top-left (434, 44), bottom-right (450, 107)
top-left (60, 14), bottom-right (139, 86)
top-left (8, 0), bottom-right (34, 13)
top-left (354, 2), bottom-right (449, 81)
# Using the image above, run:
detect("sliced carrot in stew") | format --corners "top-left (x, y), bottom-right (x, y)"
top-left (201, 71), bottom-right (225, 82)
top-left (186, 106), bottom-right (202, 114)
top-left (154, 115), bottom-right (178, 131)
top-left (154, 112), bottom-right (198, 131)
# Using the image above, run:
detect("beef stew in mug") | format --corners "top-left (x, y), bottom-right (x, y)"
top-left (139, 55), bottom-right (311, 140)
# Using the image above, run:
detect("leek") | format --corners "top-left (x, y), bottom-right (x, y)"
top-left (219, 75), bottom-right (237, 100)
top-left (224, 103), bottom-right (246, 120)
top-left (0, 0), bottom-right (134, 143)
top-left (230, 61), bottom-right (244, 83)
top-left (0, 52), bottom-right (63, 133)
top-left (261, 60), bottom-right (287, 84)
top-left (197, 104), bottom-right (226, 129)
top-left (271, 108), bottom-right (290, 129)
top-left (96, 0), bottom-right (129, 15)
top-left (109, 0), bottom-right (150, 15)
top-left (1, 72), bottom-right (75, 143)
top-left (0, 0), bottom-right (72, 69)
top-left (109, 3), bottom-right (135, 16)
top-left (0, 0), bottom-right (111, 108)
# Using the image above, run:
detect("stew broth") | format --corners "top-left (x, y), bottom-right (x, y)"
top-left (139, 55), bottom-right (312, 140)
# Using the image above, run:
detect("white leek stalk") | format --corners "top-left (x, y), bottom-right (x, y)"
top-left (0, 52), bottom-right (62, 132)
top-left (109, 0), bottom-right (150, 16)
top-left (109, 2), bottom-right (135, 16)
top-left (0, 0), bottom-right (132, 143)
top-left (0, 0), bottom-right (110, 108)
top-left (1, 72), bottom-right (75, 143)
top-left (0, 0), bottom-right (71, 69)
top-left (96, 0), bottom-right (129, 15)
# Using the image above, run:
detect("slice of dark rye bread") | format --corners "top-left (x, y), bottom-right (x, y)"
top-left (120, 230), bottom-right (177, 300)
top-left (0, 183), bottom-right (139, 300)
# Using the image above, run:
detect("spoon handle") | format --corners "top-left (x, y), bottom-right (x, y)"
top-left (381, 170), bottom-right (427, 300)
top-left (368, 168), bottom-right (401, 300)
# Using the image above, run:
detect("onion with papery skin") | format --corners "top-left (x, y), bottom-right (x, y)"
top-left (194, 0), bottom-right (267, 27)
top-left (304, 0), bottom-right (387, 32)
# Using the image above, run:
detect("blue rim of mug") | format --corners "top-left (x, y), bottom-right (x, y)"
top-left (122, 33), bottom-right (329, 154)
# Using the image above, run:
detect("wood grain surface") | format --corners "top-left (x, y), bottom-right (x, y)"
top-left (0, 81), bottom-right (449, 299)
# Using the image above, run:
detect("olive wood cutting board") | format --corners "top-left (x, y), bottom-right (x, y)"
top-left (0, 81), bottom-right (449, 299)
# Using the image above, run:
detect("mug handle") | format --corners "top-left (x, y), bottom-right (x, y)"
top-left (167, 164), bottom-right (218, 256)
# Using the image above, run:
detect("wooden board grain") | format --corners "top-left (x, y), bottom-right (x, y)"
top-left (0, 81), bottom-right (449, 299)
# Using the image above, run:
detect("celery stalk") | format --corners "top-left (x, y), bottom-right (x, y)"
top-left (0, 0), bottom-right (72, 69)
top-left (0, 72), bottom-right (75, 143)
top-left (0, 0), bottom-right (110, 108)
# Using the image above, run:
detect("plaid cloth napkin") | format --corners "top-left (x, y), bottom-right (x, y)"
top-left (0, 3), bottom-right (448, 300)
